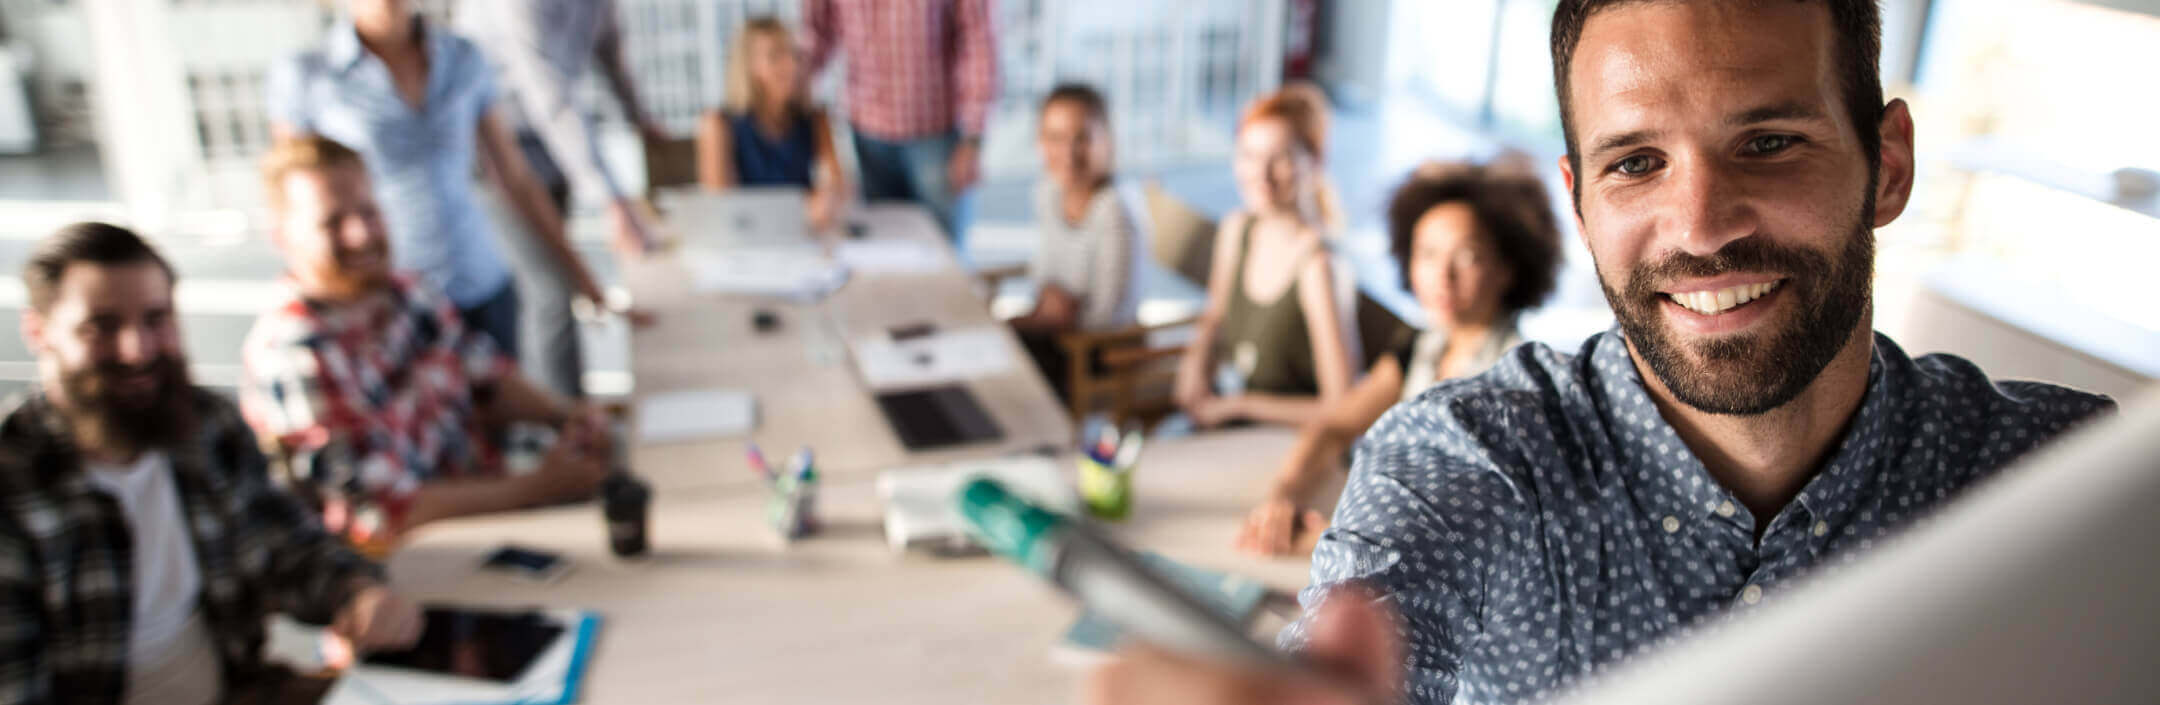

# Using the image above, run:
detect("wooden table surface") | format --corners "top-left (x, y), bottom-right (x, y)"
top-left (388, 427), bottom-right (1314, 704)
top-left (619, 200), bottom-right (1075, 493)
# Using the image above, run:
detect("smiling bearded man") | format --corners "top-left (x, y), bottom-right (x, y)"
top-left (1081, 2), bottom-right (2120, 705)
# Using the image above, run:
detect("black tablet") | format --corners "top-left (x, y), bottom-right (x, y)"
top-left (361, 607), bottom-right (566, 683)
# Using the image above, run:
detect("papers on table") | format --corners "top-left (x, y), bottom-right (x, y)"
top-left (850, 326), bottom-right (1015, 390)
top-left (834, 239), bottom-right (947, 275)
top-left (323, 608), bottom-right (601, 705)
top-left (876, 455), bottom-right (1078, 554)
top-left (685, 247), bottom-right (848, 301)
top-left (637, 388), bottom-right (757, 443)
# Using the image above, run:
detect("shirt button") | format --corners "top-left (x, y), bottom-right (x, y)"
top-left (1813, 521), bottom-right (1829, 537)
top-left (1715, 501), bottom-right (1736, 518)
top-left (1661, 516), bottom-right (1680, 533)
top-left (1741, 584), bottom-right (1764, 605)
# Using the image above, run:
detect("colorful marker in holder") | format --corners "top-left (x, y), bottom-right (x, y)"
top-left (1076, 417), bottom-right (1144, 520)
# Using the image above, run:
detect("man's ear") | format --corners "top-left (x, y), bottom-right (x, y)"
top-left (1872, 98), bottom-right (1917, 228)
top-left (1558, 154), bottom-right (1590, 248)
top-left (20, 308), bottom-right (45, 358)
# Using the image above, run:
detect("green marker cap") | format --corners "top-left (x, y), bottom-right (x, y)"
top-left (956, 477), bottom-right (1066, 576)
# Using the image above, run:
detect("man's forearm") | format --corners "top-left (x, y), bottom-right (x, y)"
top-left (483, 374), bottom-right (574, 428)
top-left (399, 475), bottom-right (541, 531)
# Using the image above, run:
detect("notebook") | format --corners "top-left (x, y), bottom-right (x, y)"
top-left (637, 388), bottom-right (756, 443)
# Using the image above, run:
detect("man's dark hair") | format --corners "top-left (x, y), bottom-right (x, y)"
top-left (1550, 0), bottom-right (1884, 204)
top-left (1387, 163), bottom-right (1564, 315)
top-left (24, 222), bottom-right (177, 313)
top-left (1040, 82), bottom-right (1110, 126)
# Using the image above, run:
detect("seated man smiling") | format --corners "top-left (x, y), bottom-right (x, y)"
top-left (1086, 2), bottom-right (2117, 704)
top-left (240, 136), bottom-right (611, 547)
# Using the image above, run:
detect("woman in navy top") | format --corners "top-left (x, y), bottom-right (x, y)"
top-left (696, 18), bottom-right (847, 230)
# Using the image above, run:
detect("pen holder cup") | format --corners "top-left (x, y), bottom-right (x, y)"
top-left (1077, 456), bottom-right (1133, 520)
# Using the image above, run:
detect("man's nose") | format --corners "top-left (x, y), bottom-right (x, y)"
top-left (1663, 157), bottom-right (1756, 257)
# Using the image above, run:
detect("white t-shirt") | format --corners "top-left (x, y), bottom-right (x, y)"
top-left (85, 452), bottom-right (223, 705)
top-left (1030, 178), bottom-right (1147, 331)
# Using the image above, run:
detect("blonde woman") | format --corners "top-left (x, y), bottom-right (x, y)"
top-left (696, 17), bottom-right (847, 230)
top-left (1173, 83), bottom-right (1358, 429)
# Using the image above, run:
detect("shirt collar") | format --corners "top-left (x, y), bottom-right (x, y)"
top-left (325, 14), bottom-right (434, 73)
top-left (1784, 333), bottom-right (1898, 534)
top-left (1593, 328), bottom-right (1899, 536)
top-left (1588, 329), bottom-right (1725, 527)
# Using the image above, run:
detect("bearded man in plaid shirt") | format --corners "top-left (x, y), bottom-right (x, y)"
top-left (239, 136), bottom-right (613, 549)
top-left (0, 222), bottom-right (423, 705)
top-left (805, 0), bottom-right (999, 254)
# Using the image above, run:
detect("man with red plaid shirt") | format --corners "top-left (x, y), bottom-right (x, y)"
top-left (239, 136), bottom-right (611, 546)
top-left (805, 0), bottom-right (999, 253)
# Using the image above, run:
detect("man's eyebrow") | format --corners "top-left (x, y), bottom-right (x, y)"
top-left (1729, 101), bottom-right (1829, 127)
top-left (1586, 128), bottom-right (1658, 159)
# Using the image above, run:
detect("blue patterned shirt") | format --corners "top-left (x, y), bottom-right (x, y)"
top-left (267, 17), bottom-right (512, 308)
top-left (1286, 330), bottom-right (2114, 705)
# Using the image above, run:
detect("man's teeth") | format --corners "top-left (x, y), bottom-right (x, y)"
top-left (1671, 281), bottom-right (1780, 315)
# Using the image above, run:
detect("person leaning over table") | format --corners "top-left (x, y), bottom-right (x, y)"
top-left (239, 136), bottom-right (612, 549)
top-left (1235, 158), bottom-right (1565, 556)
top-left (1009, 83), bottom-right (1147, 404)
top-left (457, 0), bottom-right (670, 400)
top-left (1088, 1), bottom-right (2117, 704)
top-left (266, 0), bottom-right (640, 363)
top-left (0, 222), bottom-right (422, 705)
top-left (1172, 83), bottom-right (1360, 429)
top-left (696, 16), bottom-right (850, 232)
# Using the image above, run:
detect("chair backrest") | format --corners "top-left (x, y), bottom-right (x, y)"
top-left (1142, 181), bottom-right (1217, 287)
top-left (644, 136), bottom-right (701, 195)
top-left (1354, 291), bottom-right (1412, 371)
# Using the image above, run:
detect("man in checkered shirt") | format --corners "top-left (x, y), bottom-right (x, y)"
top-left (238, 136), bottom-right (613, 548)
top-left (0, 222), bottom-right (422, 705)
top-left (805, 0), bottom-right (999, 251)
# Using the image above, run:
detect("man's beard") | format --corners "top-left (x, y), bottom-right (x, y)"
top-left (315, 246), bottom-right (393, 300)
top-left (1597, 196), bottom-right (1876, 416)
top-left (58, 354), bottom-right (196, 455)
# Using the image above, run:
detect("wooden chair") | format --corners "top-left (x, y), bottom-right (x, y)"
top-left (1039, 181), bottom-right (1221, 425)
top-left (643, 136), bottom-right (700, 195)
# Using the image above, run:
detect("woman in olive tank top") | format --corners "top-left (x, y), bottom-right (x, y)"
top-left (1173, 85), bottom-right (1357, 429)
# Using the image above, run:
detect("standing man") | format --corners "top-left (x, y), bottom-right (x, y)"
top-left (804, 0), bottom-right (998, 254)
top-left (1, 223), bottom-right (421, 705)
top-left (460, 0), bottom-right (669, 397)
top-left (1082, 2), bottom-right (2117, 704)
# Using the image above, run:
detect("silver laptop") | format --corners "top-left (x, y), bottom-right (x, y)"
top-left (661, 187), bottom-right (810, 250)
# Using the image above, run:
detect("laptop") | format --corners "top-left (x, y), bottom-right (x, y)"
top-left (874, 384), bottom-right (1004, 451)
top-left (667, 187), bottom-right (809, 249)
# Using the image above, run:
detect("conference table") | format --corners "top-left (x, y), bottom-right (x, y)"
top-left (383, 196), bottom-right (1330, 703)
top-left (615, 197), bottom-right (1075, 492)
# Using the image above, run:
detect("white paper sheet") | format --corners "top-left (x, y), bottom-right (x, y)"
top-left (637, 388), bottom-right (757, 443)
top-left (850, 327), bottom-right (1015, 390)
top-left (834, 239), bottom-right (948, 275)
top-left (684, 248), bottom-right (847, 300)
